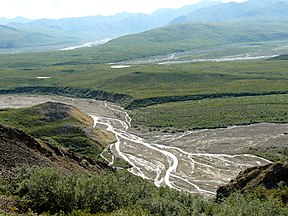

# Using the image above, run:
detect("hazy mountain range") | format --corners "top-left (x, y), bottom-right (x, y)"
top-left (0, 0), bottom-right (287, 51)
top-left (171, 0), bottom-right (288, 23)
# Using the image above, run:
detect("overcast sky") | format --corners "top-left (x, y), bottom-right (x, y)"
top-left (1, 0), bottom-right (247, 20)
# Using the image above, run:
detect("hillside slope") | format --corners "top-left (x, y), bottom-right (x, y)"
top-left (216, 162), bottom-right (288, 200)
top-left (0, 123), bottom-right (111, 178)
top-left (88, 20), bottom-right (288, 62)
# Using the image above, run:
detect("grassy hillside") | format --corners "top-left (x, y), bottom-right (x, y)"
top-left (84, 20), bottom-right (288, 62)
top-left (0, 102), bottom-right (115, 160)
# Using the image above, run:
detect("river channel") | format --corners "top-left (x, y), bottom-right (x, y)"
top-left (1, 94), bottom-right (287, 198)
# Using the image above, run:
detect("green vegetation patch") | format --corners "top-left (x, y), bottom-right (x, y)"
top-left (132, 94), bottom-right (288, 130)
top-left (247, 146), bottom-right (288, 162)
top-left (6, 167), bottom-right (209, 215)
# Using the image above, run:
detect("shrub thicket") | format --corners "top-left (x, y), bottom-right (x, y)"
top-left (10, 167), bottom-right (210, 215)
top-left (1, 167), bottom-right (288, 215)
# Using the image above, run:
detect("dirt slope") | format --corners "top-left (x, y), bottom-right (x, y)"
top-left (0, 123), bottom-right (113, 179)
top-left (216, 162), bottom-right (288, 200)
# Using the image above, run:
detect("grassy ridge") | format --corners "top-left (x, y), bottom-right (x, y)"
top-left (0, 103), bottom-right (105, 159)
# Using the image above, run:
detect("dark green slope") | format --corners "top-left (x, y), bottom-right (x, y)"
top-left (85, 20), bottom-right (288, 62)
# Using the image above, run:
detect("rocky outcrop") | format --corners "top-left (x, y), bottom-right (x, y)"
top-left (0, 123), bottom-right (112, 179)
top-left (216, 162), bottom-right (288, 200)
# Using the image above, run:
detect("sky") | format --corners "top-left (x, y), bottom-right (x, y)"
top-left (1, 0), bottom-right (247, 20)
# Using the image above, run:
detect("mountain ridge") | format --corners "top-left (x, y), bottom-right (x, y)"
top-left (170, 0), bottom-right (288, 24)
top-left (0, 1), bottom-right (222, 51)
top-left (1, 0), bottom-right (288, 53)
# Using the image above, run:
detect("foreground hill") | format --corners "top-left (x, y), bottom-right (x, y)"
top-left (0, 102), bottom-right (116, 164)
top-left (217, 162), bottom-right (288, 201)
top-left (0, 123), bottom-right (111, 178)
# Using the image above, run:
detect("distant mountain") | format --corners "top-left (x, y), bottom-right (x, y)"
top-left (149, 0), bottom-right (221, 26)
top-left (9, 1), bottom-right (221, 41)
top-left (244, 0), bottom-right (288, 17)
top-left (0, 24), bottom-right (75, 49)
top-left (171, 2), bottom-right (249, 23)
top-left (0, 1), bottom-right (221, 51)
top-left (0, 16), bottom-right (32, 25)
top-left (2, 0), bottom-right (288, 52)
top-left (171, 0), bottom-right (288, 23)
